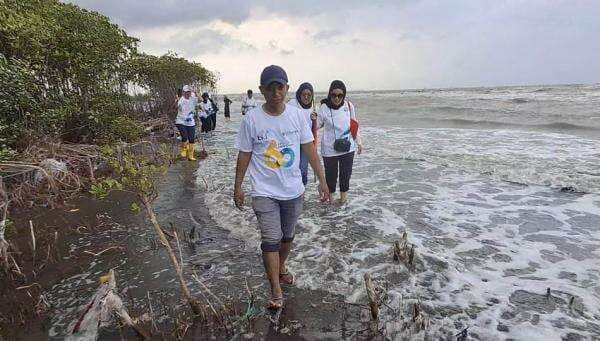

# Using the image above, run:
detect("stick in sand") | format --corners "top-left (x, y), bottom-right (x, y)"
top-left (363, 273), bottom-right (379, 320)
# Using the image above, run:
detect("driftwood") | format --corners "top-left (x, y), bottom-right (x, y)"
top-left (363, 273), bottom-right (379, 320)
top-left (142, 117), bottom-right (170, 132)
top-left (0, 142), bottom-right (100, 207)
top-left (70, 269), bottom-right (149, 340)
top-left (393, 231), bottom-right (416, 269)
top-left (141, 195), bottom-right (205, 316)
top-left (411, 302), bottom-right (429, 332)
top-left (0, 178), bottom-right (11, 271)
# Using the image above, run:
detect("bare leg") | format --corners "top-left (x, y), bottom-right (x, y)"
top-left (340, 191), bottom-right (348, 203)
top-left (279, 241), bottom-right (292, 273)
top-left (262, 251), bottom-right (282, 299)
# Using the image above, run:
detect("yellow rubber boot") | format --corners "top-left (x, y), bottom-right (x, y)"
top-left (179, 142), bottom-right (188, 158)
top-left (187, 143), bottom-right (197, 161)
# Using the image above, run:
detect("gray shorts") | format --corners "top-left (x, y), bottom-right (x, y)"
top-left (251, 195), bottom-right (303, 252)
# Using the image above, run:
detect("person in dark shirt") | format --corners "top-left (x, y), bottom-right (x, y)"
top-left (224, 95), bottom-right (232, 122)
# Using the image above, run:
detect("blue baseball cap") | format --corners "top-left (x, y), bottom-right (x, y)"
top-left (260, 65), bottom-right (288, 87)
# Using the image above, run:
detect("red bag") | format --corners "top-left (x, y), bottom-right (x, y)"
top-left (348, 101), bottom-right (359, 139)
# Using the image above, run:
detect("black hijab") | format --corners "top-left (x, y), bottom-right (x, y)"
top-left (321, 80), bottom-right (346, 110)
top-left (295, 82), bottom-right (314, 109)
top-left (202, 92), bottom-right (209, 103)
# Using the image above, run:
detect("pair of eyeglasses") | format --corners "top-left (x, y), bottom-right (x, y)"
top-left (330, 93), bottom-right (344, 99)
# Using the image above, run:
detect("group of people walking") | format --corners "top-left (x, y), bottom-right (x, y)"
top-left (175, 65), bottom-right (362, 310)
top-left (233, 65), bottom-right (362, 310)
top-left (174, 86), bottom-right (220, 161)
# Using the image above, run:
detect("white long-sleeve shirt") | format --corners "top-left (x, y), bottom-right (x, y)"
top-left (317, 100), bottom-right (362, 157)
top-left (175, 93), bottom-right (197, 126)
top-left (241, 96), bottom-right (257, 114)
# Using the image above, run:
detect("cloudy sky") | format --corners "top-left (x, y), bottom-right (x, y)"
top-left (68, 0), bottom-right (599, 93)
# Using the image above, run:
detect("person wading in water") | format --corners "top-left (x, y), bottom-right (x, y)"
top-left (234, 65), bottom-right (330, 309)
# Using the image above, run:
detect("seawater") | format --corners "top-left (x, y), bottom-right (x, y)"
top-left (200, 84), bottom-right (600, 339)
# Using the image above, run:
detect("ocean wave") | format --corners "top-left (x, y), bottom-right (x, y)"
top-left (399, 153), bottom-right (599, 194)
top-left (431, 118), bottom-right (599, 132)
top-left (510, 97), bottom-right (529, 103)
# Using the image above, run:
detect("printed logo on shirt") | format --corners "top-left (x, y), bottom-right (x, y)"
top-left (185, 111), bottom-right (195, 122)
top-left (264, 140), bottom-right (295, 169)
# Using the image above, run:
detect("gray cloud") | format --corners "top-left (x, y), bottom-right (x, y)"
top-left (266, 40), bottom-right (293, 56)
top-left (66, 0), bottom-right (390, 29)
top-left (312, 29), bottom-right (342, 42)
top-left (65, 0), bottom-right (600, 90)
top-left (140, 28), bottom-right (256, 57)
top-left (65, 0), bottom-right (252, 28)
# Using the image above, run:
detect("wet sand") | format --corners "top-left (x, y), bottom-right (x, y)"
top-left (1, 147), bottom-right (365, 340)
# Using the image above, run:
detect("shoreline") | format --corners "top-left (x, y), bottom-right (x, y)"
top-left (0, 142), bottom-right (357, 340)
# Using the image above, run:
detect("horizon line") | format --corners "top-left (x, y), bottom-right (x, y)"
top-left (219, 81), bottom-right (598, 95)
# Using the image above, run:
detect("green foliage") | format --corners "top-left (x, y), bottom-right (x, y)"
top-left (89, 178), bottom-right (123, 199)
top-left (97, 144), bottom-right (170, 199)
top-left (3, 218), bottom-right (15, 238)
top-left (127, 52), bottom-right (216, 116)
top-left (130, 202), bottom-right (141, 213)
top-left (0, 54), bottom-right (40, 151)
top-left (0, 0), bottom-right (215, 151)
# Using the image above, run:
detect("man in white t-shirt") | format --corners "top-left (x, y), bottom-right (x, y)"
top-left (234, 65), bottom-right (330, 310)
top-left (241, 89), bottom-right (257, 115)
top-left (175, 85), bottom-right (198, 160)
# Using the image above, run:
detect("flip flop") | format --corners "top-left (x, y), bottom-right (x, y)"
top-left (279, 271), bottom-right (294, 285)
top-left (267, 296), bottom-right (283, 310)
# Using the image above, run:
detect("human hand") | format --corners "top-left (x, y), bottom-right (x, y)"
top-left (317, 181), bottom-right (331, 203)
top-left (311, 112), bottom-right (318, 120)
top-left (357, 144), bottom-right (363, 155)
top-left (233, 187), bottom-right (245, 210)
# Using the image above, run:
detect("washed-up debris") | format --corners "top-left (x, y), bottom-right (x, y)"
top-left (68, 270), bottom-right (149, 340)
top-left (364, 273), bottom-right (380, 320)
top-left (393, 231), bottom-right (417, 270)
top-left (455, 327), bottom-right (468, 341)
top-left (411, 302), bottom-right (429, 332)
top-left (35, 159), bottom-right (68, 184)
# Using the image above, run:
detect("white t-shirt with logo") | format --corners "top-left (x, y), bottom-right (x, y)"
top-left (176, 94), bottom-right (197, 126)
top-left (235, 104), bottom-right (314, 200)
top-left (317, 101), bottom-right (361, 157)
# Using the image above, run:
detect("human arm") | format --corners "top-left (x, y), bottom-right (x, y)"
top-left (311, 104), bottom-right (325, 128)
top-left (348, 101), bottom-right (362, 154)
top-left (298, 110), bottom-right (330, 202)
top-left (233, 117), bottom-right (253, 209)
top-left (301, 143), bottom-right (330, 202)
top-left (233, 151), bottom-right (252, 209)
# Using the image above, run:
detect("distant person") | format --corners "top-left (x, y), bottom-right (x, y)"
top-left (288, 82), bottom-right (317, 186)
top-left (313, 80), bottom-right (362, 203)
top-left (209, 94), bottom-right (219, 131)
top-left (199, 92), bottom-right (213, 134)
top-left (173, 88), bottom-right (183, 138)
top-left (234, 65), bottom-right (330, 310)
top-left (241, 89), bottom-right (257, 115)
top-left (223, 95), bottom-right (232, 122)
top-left (175, 85), bottom-right (198, 161)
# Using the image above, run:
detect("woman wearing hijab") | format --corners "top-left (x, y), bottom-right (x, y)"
top-left (313, 80), bottom-right (362, 203)
top-left (288, 82), bottom-right (317, 186)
